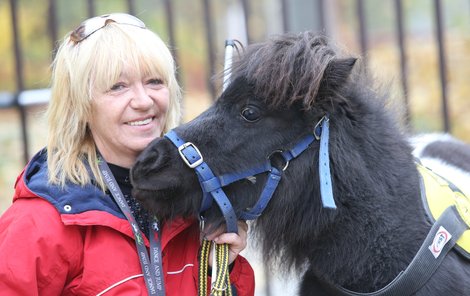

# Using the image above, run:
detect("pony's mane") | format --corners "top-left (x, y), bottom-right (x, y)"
top-left (231, 32), bottom-right (337, 110)
top-left (226, 33), bottom-right (412, 274)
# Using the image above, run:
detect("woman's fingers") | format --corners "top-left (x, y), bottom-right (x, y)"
top-left (207, 220), bottom-right (249, 265)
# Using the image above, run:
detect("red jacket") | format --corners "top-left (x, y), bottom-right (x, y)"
top-left (0, 150), bottom-right (255, 295)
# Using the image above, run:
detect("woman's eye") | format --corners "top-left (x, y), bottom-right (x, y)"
top-left (109, 83), bottom-right (125, 91)
top-left (241, 106), bottom-right (261, 122)
top-left (147, 78), bottom-right (163, 85)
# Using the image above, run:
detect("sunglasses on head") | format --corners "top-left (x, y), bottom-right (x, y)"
top-left (70, 13), bottom-right (146, 44)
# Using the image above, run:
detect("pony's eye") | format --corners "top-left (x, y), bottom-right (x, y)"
top-left (241, 106), bottom-right (261, 122)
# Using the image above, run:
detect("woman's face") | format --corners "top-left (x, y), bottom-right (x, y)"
top-left (88, 67), bottom-right (170, 168)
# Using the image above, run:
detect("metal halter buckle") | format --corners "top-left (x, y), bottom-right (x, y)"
top-left (178, 142), bottom-right (204, 168)
top-left (314, 115), bottom-right (327, 140)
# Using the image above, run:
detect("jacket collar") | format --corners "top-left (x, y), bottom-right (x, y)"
top-left (19, 148), bottom-right (125, 219)
top-left (15, 148), bottom-right (197, 248)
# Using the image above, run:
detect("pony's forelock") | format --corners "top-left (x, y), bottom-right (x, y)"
top-left (232, 32), bottom-right (337, 110)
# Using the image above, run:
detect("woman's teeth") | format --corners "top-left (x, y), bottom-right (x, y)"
top-left (127, 118), bottom-right (152, 126)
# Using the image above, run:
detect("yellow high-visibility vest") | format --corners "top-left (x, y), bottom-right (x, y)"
top-left (418, 163), bottom-right (470, 258)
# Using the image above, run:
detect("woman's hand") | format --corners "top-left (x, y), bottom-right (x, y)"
top-left (205, 220), bottom-right (249, 266)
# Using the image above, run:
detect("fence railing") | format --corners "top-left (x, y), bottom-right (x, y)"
top-left (0, 1), bottom-right (461, 296)
top-left (1, 0), bottom-right (453, 166)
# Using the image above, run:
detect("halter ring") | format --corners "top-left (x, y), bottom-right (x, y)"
top-left (268, 150), bottom-right (289, 171)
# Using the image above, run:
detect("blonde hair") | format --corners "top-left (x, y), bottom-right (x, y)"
top-left (46, 21), bottom-right (182, 190)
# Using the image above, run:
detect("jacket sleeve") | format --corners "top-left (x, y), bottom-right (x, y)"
top-left (229, 254), bottom-right (255, 296)
top-left (0, 198), bottom-right (83, 296)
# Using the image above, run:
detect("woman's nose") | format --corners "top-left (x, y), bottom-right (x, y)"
top-left (130, 83), bottom-right (154, 109)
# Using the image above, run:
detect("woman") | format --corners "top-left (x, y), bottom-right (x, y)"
top-left (0, 13), bottom-right (254, 295)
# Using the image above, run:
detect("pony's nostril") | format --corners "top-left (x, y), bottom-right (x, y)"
top-left (132, 142), bottom-right (168, 182)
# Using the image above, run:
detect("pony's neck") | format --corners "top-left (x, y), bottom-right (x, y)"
top-left (309, 110), bottom-right (428, 291)
top-left (257, 101), bottom-right (429, 292)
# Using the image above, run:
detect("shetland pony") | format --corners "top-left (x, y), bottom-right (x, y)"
top-left (131, 32), bottom-right (470, 295)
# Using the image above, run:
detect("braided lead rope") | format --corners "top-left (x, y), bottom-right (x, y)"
top-left (212, 243), bottom-right (231, 296)
top-left (198, 240), bottom-right (232, 296)
top-left (198, 239), bottom-right (211, 296)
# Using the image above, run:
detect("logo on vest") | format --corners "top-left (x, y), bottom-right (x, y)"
top-left (429, 226), bottom-right (452, 258)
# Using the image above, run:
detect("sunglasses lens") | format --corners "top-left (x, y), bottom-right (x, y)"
top-left (70, 13), bottom-right (146, 44)
top-left (109, 13), bottom-right (145, 28)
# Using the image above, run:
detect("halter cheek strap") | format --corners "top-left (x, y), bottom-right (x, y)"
top-left (318, 117), bottom-right (336, 208)
top-left (164, 115), bottom-right (336, 233)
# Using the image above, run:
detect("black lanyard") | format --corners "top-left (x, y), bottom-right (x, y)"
top-left (97, 155), bottom-right (165, 296)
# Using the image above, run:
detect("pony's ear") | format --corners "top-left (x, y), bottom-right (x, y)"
top-left (317, 57), bottom-right (357, 98)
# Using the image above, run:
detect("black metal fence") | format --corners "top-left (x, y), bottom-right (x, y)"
top-left (0, 0), bottom-right (456, 166)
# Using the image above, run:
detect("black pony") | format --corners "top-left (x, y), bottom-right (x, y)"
top-left (131, 32), bottom-right (470, 295)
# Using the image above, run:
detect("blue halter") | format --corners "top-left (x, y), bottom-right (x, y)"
top-left (164, 115), bottom-right (336, 233)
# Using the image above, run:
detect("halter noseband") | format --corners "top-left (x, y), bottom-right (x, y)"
top-left (164, 115), bottom-right (336, 233)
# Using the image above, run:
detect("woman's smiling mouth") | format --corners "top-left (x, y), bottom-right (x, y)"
top-left (127, 117), bottom-right (154, 126)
